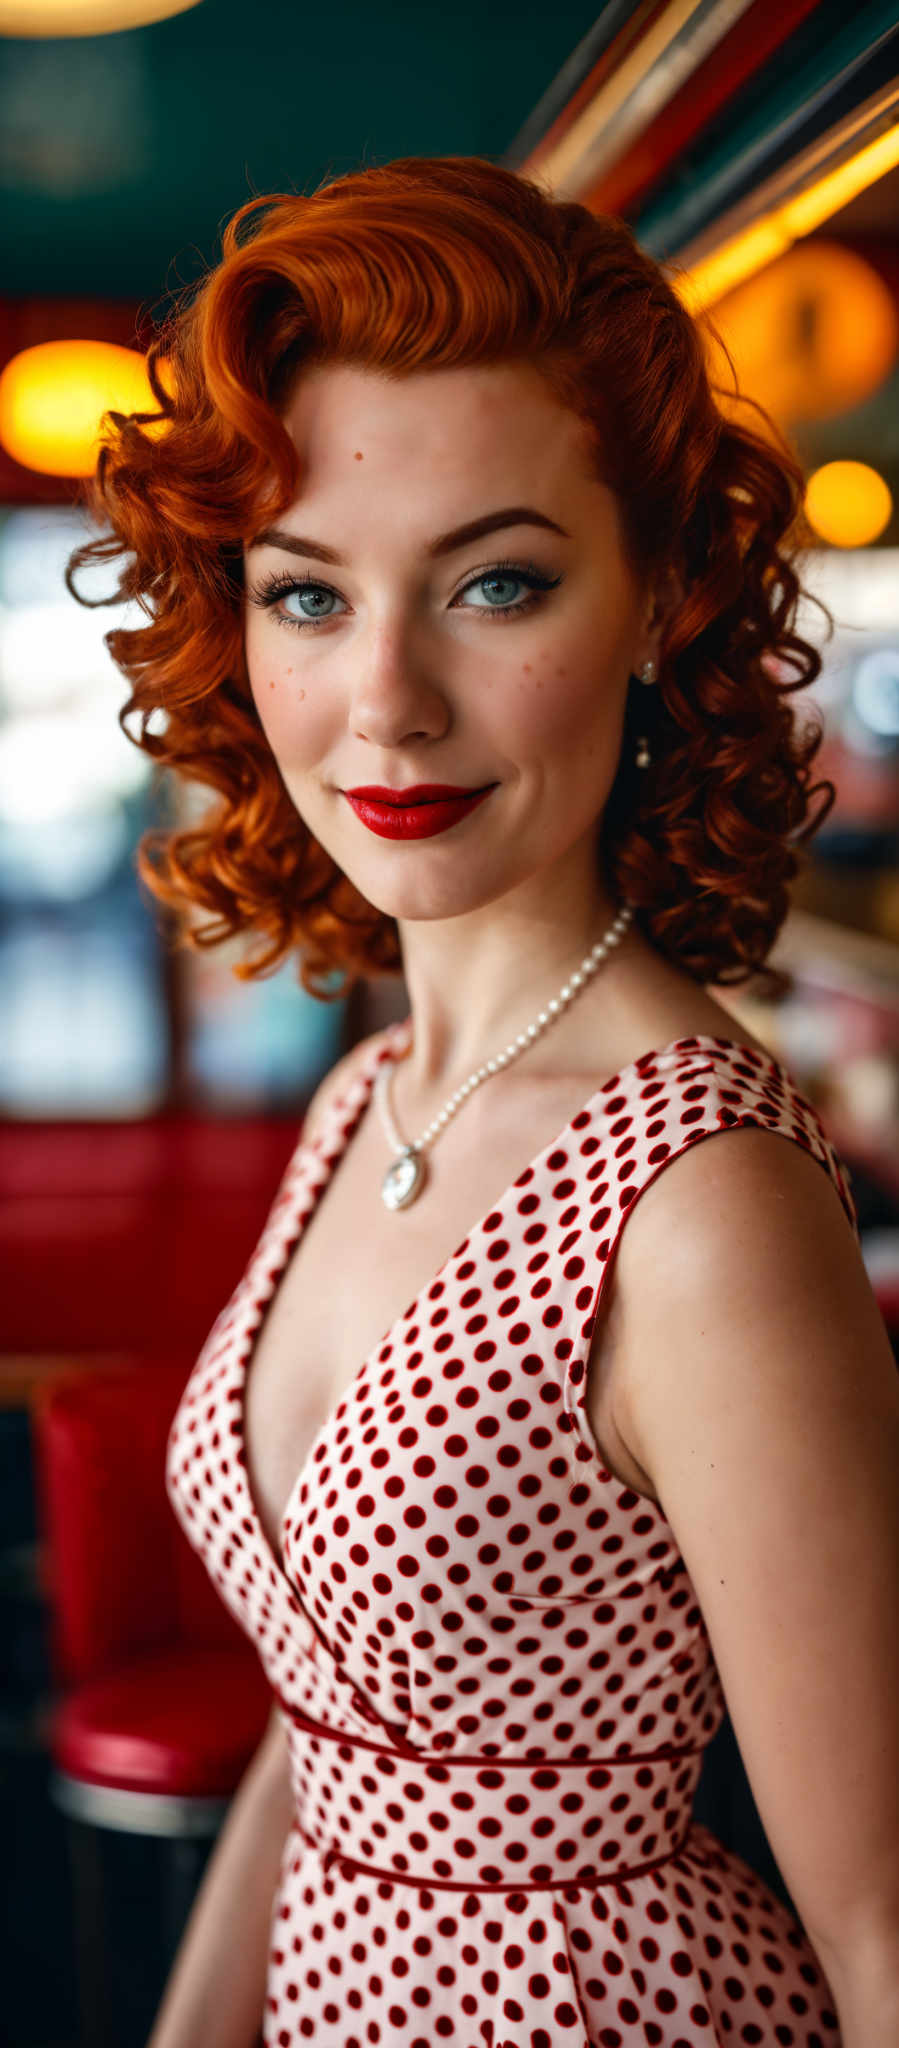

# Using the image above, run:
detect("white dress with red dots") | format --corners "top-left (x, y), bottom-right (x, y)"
top-left (167, 1022), bottom-right (859, 2048)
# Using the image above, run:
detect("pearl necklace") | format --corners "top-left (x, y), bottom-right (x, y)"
top-left (373, 899), bottom-right (635, 1210)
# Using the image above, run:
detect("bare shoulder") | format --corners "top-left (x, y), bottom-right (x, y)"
top-left (581, 993), bottom-right (782, 1498)
top-left (301, 1024), bottom-right (397, 1149)
top-left (609, 1115), bottom-right (880, 1499)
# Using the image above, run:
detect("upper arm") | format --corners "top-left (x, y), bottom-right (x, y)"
top-left (248, 1700), bottom-right (294, 1814)
top-left (611, 1125), bottom-right (899, 1961)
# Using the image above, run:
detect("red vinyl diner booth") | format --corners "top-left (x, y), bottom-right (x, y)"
top-left (6, 1111), bottom-right (299, 2045)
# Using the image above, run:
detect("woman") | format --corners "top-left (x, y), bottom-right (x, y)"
top-left (68, 154), bottom-right (898, 2048)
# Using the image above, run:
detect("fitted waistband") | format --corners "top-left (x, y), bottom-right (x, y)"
top-left (275, 1691), bottom-right (701, 1892)
top-left (307, 1823), bottom-right (695, 1892)
top-left (275, 1691), bottom-right (705, 1768)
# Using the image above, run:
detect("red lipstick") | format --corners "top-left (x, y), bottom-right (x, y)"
top-left (342, 782), bottom-right (498, 840)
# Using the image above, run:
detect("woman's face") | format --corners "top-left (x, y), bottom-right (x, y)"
top-left (242, 360), bottom-right (661, 926)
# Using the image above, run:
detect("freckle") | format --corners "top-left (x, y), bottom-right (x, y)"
top-left (297, 689), bottom-right (305, 700)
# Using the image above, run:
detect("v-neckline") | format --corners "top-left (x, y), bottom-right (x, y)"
top-left (235, 1025), bottom-right (779, 1583)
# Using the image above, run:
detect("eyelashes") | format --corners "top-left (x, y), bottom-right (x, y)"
top-left (246, 558), bottom-right (563, 632)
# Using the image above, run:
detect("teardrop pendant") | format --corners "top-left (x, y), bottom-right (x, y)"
top-left (381, 1145), bottom-right (427, 1211)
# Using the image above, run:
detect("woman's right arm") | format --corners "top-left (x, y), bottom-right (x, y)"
top-left (146, 1703), bottom-right (295, 2048)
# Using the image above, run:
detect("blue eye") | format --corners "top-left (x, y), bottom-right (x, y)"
top-left (247, 559), bottom-right (562, 631)
top-left (459, 565), bottom-right (556, 615)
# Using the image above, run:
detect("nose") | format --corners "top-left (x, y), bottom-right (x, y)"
top-left (348, 622), bottom-right (449, 748)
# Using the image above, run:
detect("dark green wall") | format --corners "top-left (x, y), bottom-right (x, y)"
top-left (0, 0), bottom-right (602, 300)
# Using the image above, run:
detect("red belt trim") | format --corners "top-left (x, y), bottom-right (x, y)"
top-left (304, 1820), bottom-right (695, 1892)
top-left (273, 1690), bottom-right (704, 1770)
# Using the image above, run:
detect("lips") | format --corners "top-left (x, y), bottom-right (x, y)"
top-left (342, 784), bottom-right (497, 840)
top-left (346, 784), bottom-right (490, 804)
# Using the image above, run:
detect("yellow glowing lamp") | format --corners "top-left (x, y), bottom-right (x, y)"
top-left (678, 120), bottom-right (899, 314)
top-left (805, 462), bottom-right (893, 548)
top-left (703, 241), bottom-right (898, 430)
top-left (0, 339), bottom-right (166, 478)
top-left (0, 1), bottom-right (201, 33)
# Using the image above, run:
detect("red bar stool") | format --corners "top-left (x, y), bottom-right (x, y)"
top-left (32, 1358), bottom-right (272, 2047)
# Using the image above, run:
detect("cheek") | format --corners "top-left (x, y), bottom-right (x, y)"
top-left (246, 645), bottom-right (330, 760)
top-left (512, 641), bottom-right (625, 758)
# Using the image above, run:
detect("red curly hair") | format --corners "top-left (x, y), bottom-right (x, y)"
top-left (66, 153), bottom-right (835, 1002)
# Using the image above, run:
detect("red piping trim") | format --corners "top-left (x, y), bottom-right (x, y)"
top-left (307, 1821), bottom-right (695, 1892)
top-left (273, 1689), bottom-right (705, 1769)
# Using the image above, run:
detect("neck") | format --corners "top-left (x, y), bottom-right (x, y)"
top-left (392, 889), bottom-right (631, 1102)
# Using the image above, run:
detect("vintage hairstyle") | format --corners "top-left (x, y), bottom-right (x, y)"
top-left (66, 152), bottom-right (835, 1001)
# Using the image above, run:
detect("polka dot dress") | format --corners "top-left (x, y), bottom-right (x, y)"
top-left (167, 1026), bottom-right (859, 2046)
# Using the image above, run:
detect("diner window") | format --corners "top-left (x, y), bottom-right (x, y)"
top-left (0, 504), bottom-right (348, 1116)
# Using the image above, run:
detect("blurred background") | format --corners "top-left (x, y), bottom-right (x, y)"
top-left (1, 2), bottom-right (897, 2042)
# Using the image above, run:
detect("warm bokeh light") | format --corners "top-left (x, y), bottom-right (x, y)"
top-left (805, 462), bottom-right (894, 549)
top-left (701, 241), bottom-right (898, 430)
top-left (0, 0), bottom-right (201, 32)
top-left (677, 120), bottom-right (899, 313)
top-left (0, 339), bottom-right (164, 478)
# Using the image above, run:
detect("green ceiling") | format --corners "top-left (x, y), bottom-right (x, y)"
top-left (0, 0), bottom-right (602, 302)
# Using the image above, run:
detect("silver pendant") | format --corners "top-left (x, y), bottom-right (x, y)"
top-left (381, 1145), bottom-right (426, 1211)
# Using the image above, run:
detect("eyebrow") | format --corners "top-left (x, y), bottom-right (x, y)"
top-left (247, 505), bottom-right (572, 564)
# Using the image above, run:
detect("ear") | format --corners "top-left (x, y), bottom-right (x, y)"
top-left (641, 559), bottom-right (685, 659)
top-left (649, 560), bottom-right (684, 630)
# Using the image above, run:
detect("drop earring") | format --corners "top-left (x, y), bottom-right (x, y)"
top-left (635, 658), bottom-right (657, 769)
